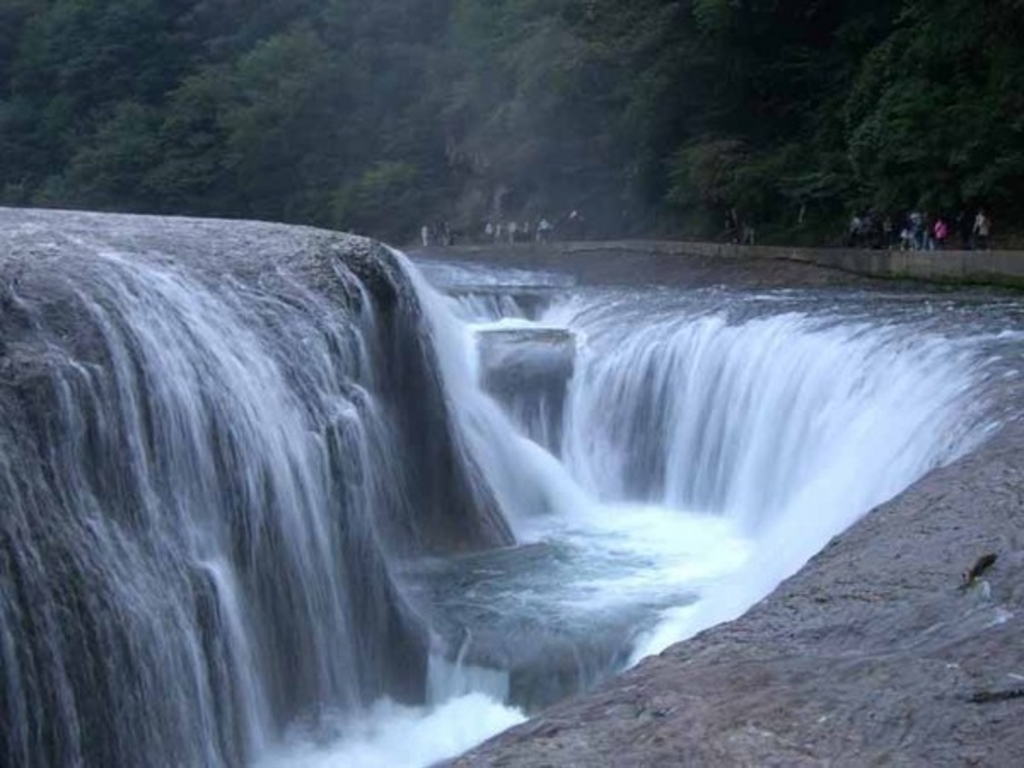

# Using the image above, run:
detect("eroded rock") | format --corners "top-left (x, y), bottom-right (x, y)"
top-left (451, 421), bottom-right (1024, 766)
top-left (477, 327), bottom-right (575, 454)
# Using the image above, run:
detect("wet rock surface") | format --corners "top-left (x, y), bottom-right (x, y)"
top-left (478, 328), bottom-right (576, 395)
top-left (404, 543), bottom-right (660, 712)
top-left (477, 328), bottom-right (575, 454)
top-left (450, 419), bottom-right (1024, 766)
top-left (412, 243), bottom-right (1024, 767)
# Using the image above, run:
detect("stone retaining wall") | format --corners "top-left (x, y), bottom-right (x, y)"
top-left (557, 241), bottom-right (1024, 288)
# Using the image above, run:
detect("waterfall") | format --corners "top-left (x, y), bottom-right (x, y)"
top-left (564, 309), bottom-right (980, 523)
top-left (403, 255), bottom-right (587, 529)
top-left (0, 210), bottom-right (1007, 768)
top-left (449, 293), bottom-right (529, 322)
top-left (0, 212), bottom-right (513, 768)
top-left (548, 296), bottom-right (992, 657)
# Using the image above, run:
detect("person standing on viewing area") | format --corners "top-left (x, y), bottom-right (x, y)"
top-left (520, 220), bottom-right (532, 243)
top-left (899, 223), bottom-right (913, 251)
top-left (862, 211), bottom-right (877, 248)
top-left (956, 209), bottom-right (973, 249)
top-left (973, 209), bottom-right (991, 250)
top-left (847, 213), bottom-right (862, 247)
top-left (909, 210), bottom-right (925, 251)
top-left (566, 210), bottom-right (586, 241)
top-left (932, 216), bottom-right (949, 250)
top-left (576, 210), bottom-right (587, 240)
top-left (742, 222), bottom-right (756, 245)
top-left (420, 224), bottom-right (430, 247)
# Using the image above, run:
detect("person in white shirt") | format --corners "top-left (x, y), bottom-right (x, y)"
top-left (972, 209), bottom-right (991, 250)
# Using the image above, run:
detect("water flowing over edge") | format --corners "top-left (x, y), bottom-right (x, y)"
top-left (448, 277), bottom-right (998, 661)
top-left (0, 212), bottom-right (1009, 768)
top-left (275, 260), bottom-right (1001, 766)
top-left (0, 215), bottom-right (525, 768)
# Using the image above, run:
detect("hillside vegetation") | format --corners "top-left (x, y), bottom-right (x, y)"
top-left (1, 0), bottom-right (1021, 244)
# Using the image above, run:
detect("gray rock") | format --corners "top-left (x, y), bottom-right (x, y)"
top-left (0, 206), bottom-right (514, 556)
top-left (405, 542), bottom-right (684, 712)
top-left (478, 328), bottom-right (575, 392)
top-left (477, 327), bottom-right (575, 454)
top-left (451, 419), bottom-right (1024, 766)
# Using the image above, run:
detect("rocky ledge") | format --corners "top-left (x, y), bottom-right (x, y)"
top-left (451, 418), bottom-right (1024, 766)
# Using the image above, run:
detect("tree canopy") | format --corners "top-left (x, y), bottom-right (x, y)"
top-left (0, 0), bottom-right (1021, 244)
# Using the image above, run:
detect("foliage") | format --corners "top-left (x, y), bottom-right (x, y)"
top-left (332, 161), bottom-right (424, 239)
top-left (0, 0), bottom-right (1021, 242)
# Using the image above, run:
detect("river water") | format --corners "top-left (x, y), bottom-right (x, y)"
top-left (3, 218), bottom-right (1023, 768)
top-left (259, 255), bottom-right (1023, 767)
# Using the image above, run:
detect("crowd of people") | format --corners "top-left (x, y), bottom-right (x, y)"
top-left (846, 209), bottom-right (992, 251)
top-left (420, 210), bottom-right (588, 247)
top-left (420, 221), bottom-right (453, 247)
top-left (420, 206), bottom-right (997, 251)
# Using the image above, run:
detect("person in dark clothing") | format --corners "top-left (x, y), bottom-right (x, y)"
top-left (956, 210), bottom-right (973, 250)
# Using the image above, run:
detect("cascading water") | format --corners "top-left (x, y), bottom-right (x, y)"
top-left (0, 211), bottom-right (520, 768)
top-left (1, 210), bottom-right (1015, 768)
top-left (410, 262), bottom-right (1004, 701)
top-left (544, 295), bottom-right (995, 657)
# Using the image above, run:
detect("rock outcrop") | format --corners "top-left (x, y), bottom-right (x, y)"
top-left (451, 418), bottom-right (1024, 766)
top-left (0, 208), bottom-right (516, 768)
top-left (477, 327), bottom-right (576, 454)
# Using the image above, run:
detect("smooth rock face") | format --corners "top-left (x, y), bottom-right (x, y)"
top-left (404, 542), bottom-right (656, 713)
top-left (451, 419), bottom-right (1024, 766)
top-left (477, 328), bottom-right (576, 454)
top-left (478, 329), bottom-right (576, 390)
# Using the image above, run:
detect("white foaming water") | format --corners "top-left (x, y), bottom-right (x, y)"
top-left (293, 267), bottom-right (994, 767)
top-left (401, 253), bottom-right (588, 526)
top-left (549, 299), bottom-right (989, 659)
top-left (427, 652), bottom-right (511, 704)
top-left (449, 292), bottom-right (529, 322)
top-left (6, 217), bottom-right (1004, 768)
top-left (254, 695), bottom-right (525, 768)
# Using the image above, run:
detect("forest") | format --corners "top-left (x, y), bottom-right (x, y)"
top-left (1, 0), bottom-right (1022, 245)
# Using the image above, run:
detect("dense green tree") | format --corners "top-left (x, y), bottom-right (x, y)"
top-left (845, 0), bottom-right (1024, 218)
top-left (0, 0), bottom-right (1021, 243)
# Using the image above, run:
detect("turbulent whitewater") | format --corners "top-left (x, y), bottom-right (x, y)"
top-left (1, 209), bottom-right (1015, 768)
top-left (0, 210), bottom-right (521, 768)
